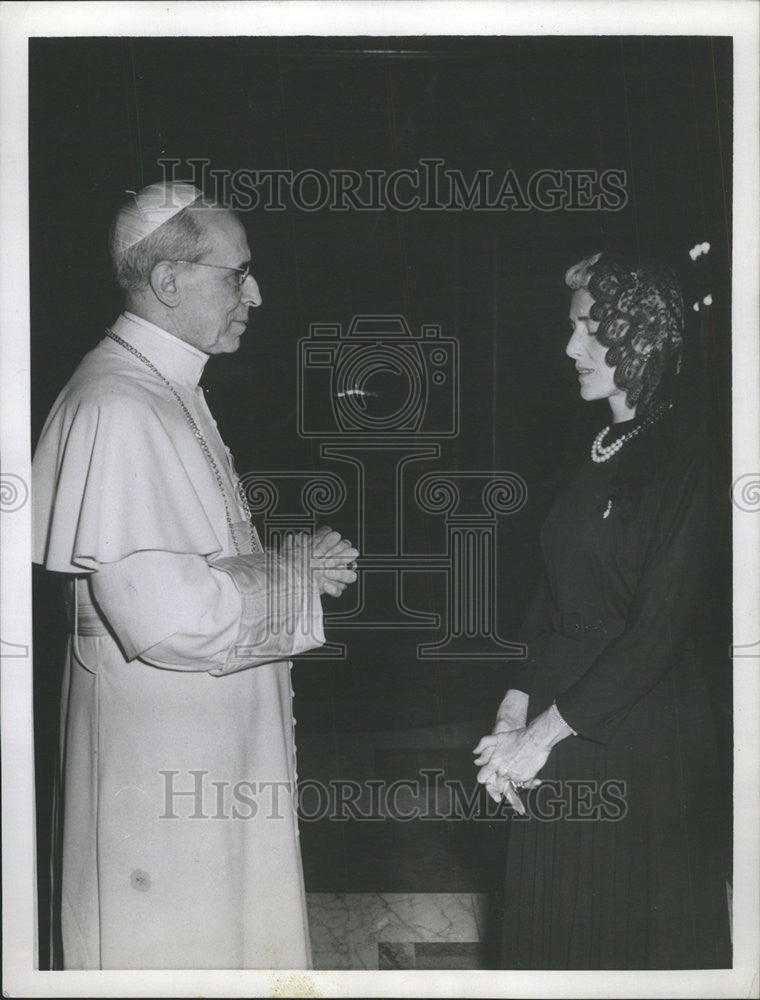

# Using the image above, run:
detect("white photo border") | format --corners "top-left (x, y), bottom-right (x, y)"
top-left (2, 2), bottom-right (758, 997)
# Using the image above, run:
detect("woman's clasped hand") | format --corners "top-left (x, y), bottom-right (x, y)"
top-left (473, 725), bottom-right (549, 815)
top-left (473, 694), bottom-right (574, 815)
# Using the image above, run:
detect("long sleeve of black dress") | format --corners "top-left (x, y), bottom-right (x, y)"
top-left (508, 569), bottom-right (554, 696)
top-left (554, 432), bottom-right (720, 743)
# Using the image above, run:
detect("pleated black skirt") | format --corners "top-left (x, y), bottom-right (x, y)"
top-left (501, 658), bottom-right (732, 969)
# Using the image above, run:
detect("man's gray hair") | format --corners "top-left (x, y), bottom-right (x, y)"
top-left (109, 201), bottom-right (211, 292)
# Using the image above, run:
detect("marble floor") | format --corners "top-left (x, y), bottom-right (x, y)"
top-left (299, 722), bottom-right (503, 968)
top-left (306, 891), bottom-right (491, 970)
top-left (307, 886), bottom-right (734, 969)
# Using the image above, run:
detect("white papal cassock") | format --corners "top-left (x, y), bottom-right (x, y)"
top-left (33, 312), bottom-right (324, 970)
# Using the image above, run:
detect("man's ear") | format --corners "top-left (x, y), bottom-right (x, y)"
top-left (149, 261), bottom-right (182, 306)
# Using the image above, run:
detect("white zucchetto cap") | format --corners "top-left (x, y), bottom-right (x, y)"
top-left (110, 181), bottom-right (203, 255)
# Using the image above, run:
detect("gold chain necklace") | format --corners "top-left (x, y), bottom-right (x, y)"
top-left (105, 328), bottom-right (256, 556)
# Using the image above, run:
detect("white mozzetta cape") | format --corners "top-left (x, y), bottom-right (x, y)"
top-left (33, 312), bottom-right (324, 969)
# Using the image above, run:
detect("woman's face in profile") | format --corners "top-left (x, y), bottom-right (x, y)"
top-left (566, 288), bottom-right (623, 405)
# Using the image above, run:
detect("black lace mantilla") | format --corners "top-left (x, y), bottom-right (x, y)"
top-left (588, 255), bottom-right (684, 414)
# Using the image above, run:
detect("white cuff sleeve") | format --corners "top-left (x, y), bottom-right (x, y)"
top-left (208, 550), bottom-right (325, 675)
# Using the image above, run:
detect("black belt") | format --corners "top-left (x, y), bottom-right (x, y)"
top-left (550, 611), bottom-right (625, 640)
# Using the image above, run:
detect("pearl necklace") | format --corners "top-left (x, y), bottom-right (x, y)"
top-left (591, 402), bottom-right (672, 464)
top-left (105, 328), bottom-right (257, 556)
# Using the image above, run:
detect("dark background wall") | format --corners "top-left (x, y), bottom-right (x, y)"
top-left (30, 34), bottom-right (732, 722)
top-left (30, 34), bottom-right (732, 964)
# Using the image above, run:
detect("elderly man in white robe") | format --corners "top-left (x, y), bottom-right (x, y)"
top-left (33, 181), bottom-right (358, 970)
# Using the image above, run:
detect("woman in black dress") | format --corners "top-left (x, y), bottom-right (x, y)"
top-left (474, 251), bottom-right (731, 969)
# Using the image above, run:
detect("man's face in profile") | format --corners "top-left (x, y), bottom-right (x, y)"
top-left (176, 209), bottom-right (262, 354)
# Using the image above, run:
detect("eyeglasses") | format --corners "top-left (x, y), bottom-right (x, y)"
top-left (171, 259), bottom-right (252, 290)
